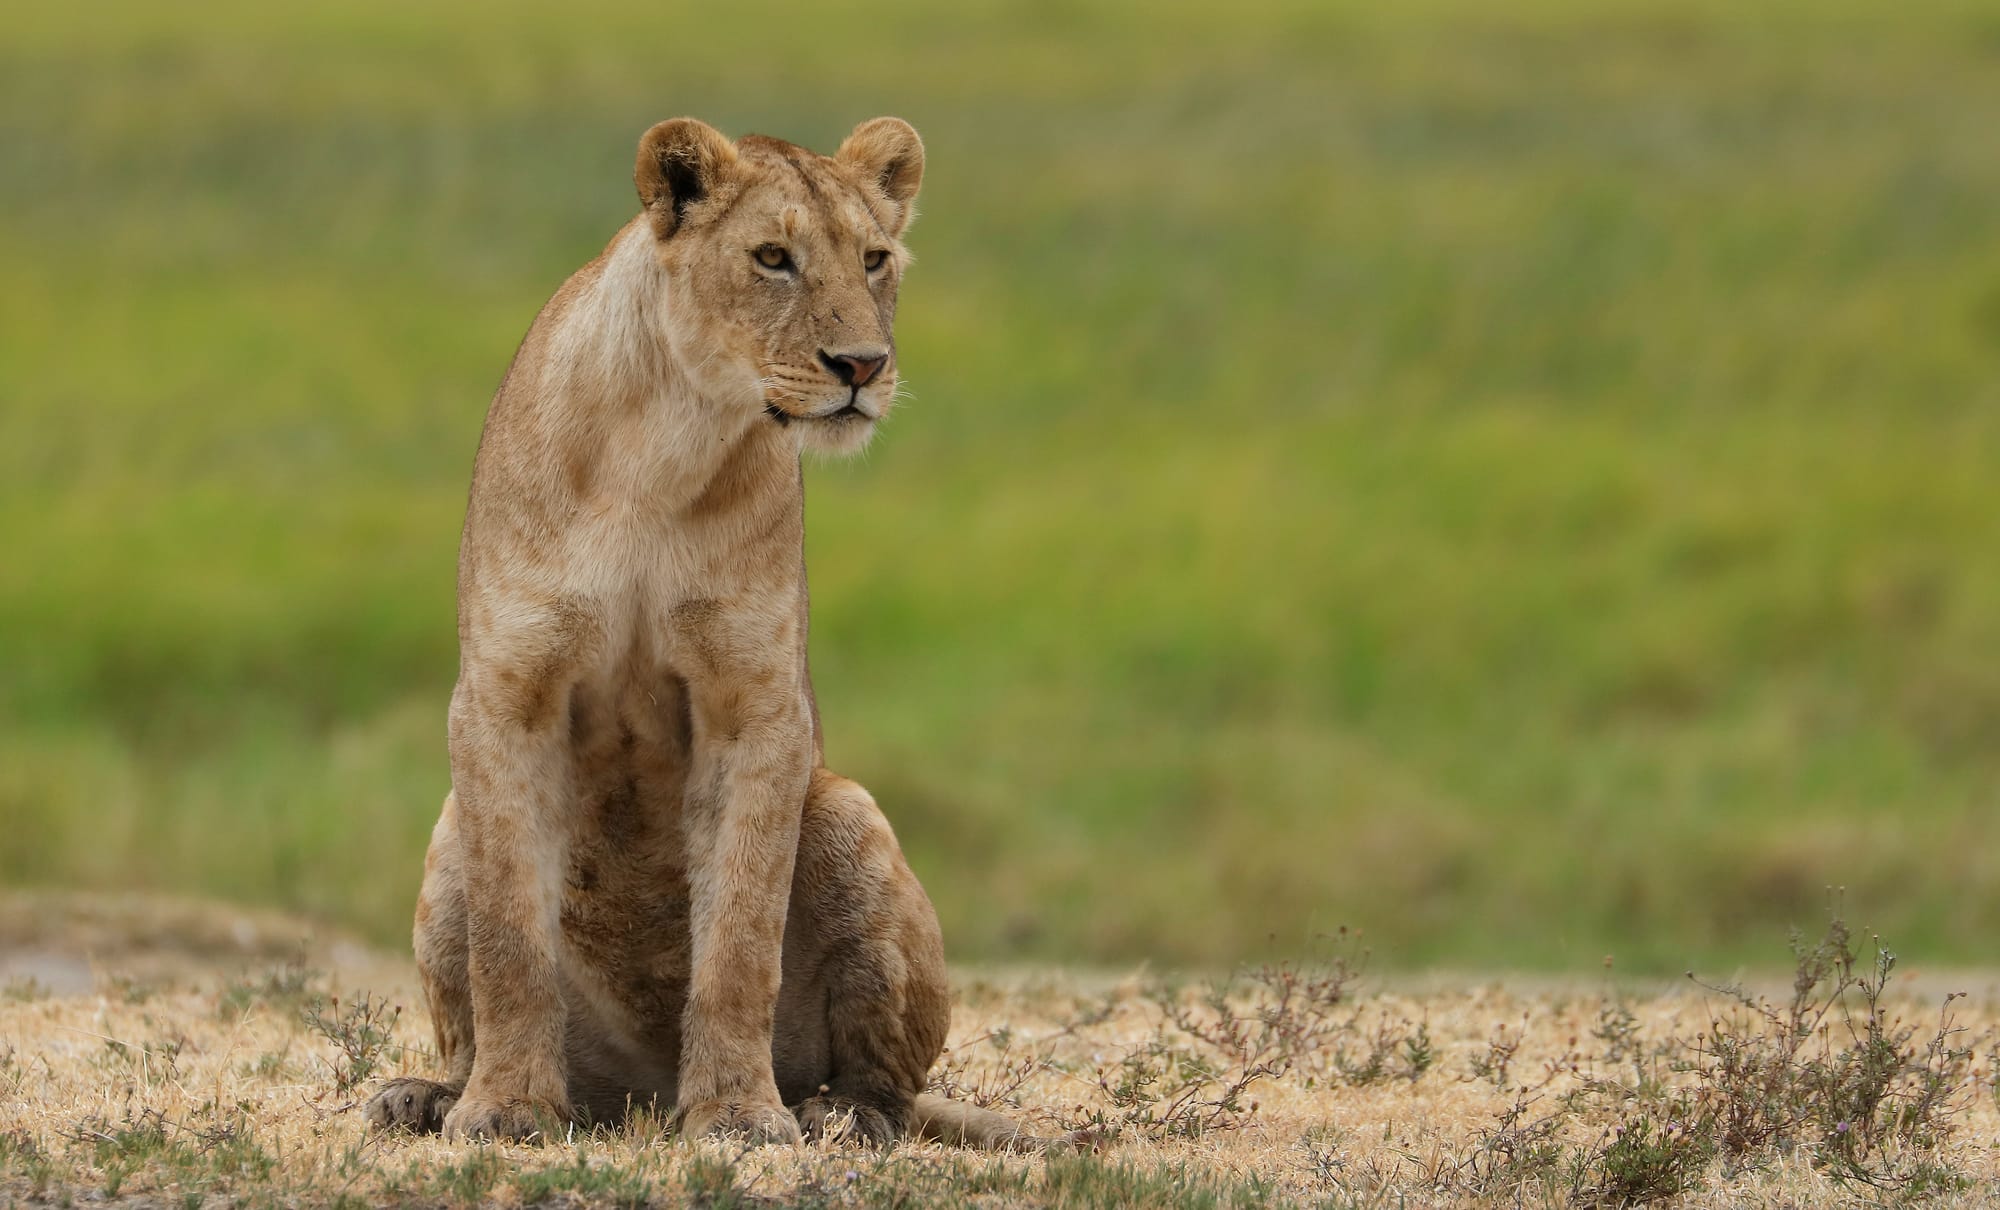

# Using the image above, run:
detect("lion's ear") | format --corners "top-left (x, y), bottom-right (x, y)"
top-left (836, 117), bottom-right (925, 236)
top-left (635, 118), bottom-right (737, 239)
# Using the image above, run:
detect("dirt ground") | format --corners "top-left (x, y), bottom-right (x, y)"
top-left (4, 893), bottom-right (1998, 1207)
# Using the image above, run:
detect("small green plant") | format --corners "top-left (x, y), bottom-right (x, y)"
top-left (1592, 996), bottom-right (1643, 1071)
top-left (681, 1152), bottom-right (748, 1208)
top-left (63, 1104), bottom-right (273, 1203)
top-left (1296, 1125), bottom-right (1348, 1191)
top-left (100, 973), bottom-right (159, 1005)
top-left (1402, 1020), bottom-right (1436, 1081)
top-left (218, 955), bottom-right (322, 1021)
top-left (240, 1047), bottom-right (296, 1081)
top-left (1334, 1015), bottom-right (1403, 1087)
top-left (1568, 1106), bottom-right (1716, 1208)
top-left (433, 1148), bottom-right (505, 1204)
top-left (1249, 930), bottom-right (1369, 1077)
top-left (1040, 1153), bottom-right (1273, 1210)
top-left (2, 976), bottom-right (50, 1003)
top-left (1, 1129), bottom-right (59, 1200)
top-left (301, 991), bottom-right (403, 1096)
top-left (1468, 1017), bottom-right (1524, 1088)
top-left (85, 1033), bottom-right (187, 1087)
top-left (928, 1026), bottom-right (1049, 1111)
top-left (511, 1150), bottom-right (653, 1208)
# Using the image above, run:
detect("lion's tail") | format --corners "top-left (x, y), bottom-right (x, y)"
top-left (909, 1094), bottom-right (1105, 1153)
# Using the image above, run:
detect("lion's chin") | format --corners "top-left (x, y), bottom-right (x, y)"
top-left (796, 409), bottom-right (879, 457)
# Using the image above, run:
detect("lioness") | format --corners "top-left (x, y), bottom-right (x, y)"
top-left (364, 117), bottom-right (1033, 1148)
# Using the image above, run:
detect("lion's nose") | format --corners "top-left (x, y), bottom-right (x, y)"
top-left (820, 349), bottom-right (888, 388)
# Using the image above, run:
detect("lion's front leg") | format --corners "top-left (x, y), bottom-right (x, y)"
top-left (674, 655), bottom-right (812, 1144)
top-left (438, 647), bottom-right (584, 1141)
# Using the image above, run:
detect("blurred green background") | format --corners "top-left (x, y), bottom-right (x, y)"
top-left (3, 0), bottom-right (1997, 971)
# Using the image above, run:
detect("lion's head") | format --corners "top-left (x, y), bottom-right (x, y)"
top-left (634, 117), bottom-right (924, 456)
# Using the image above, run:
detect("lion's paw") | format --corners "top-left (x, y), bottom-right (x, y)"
top-left (795, 1095), bottom-right (903, 1148)
top-left (363, 1077), bottom-right (460, 1135)
top-left (680, 1096), bottom-right (803, 1146)
top-left (441, 1093), bottom-right (563, 1143)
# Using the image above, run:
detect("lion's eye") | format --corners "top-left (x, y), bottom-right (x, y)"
top-left (754, 245), bottom-right (792, 271)
top-left (863, 249), bottom-right (888, 272)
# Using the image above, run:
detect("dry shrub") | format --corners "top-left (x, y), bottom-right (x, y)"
top-left (301, 991), bottom-right (404, 1097)
top-left (1433, 912), bottom-right (1980, 1206)
top-left (1079, 932), bottom-right (1371, 1140)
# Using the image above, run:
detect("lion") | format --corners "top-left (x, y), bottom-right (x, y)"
top-left (361, 117), bottom-right (1055, 1150)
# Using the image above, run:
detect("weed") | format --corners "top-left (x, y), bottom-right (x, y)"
top-left (929, 1026), bottom-right (1048, 1111)
top-left (1334, 1014), bottom-right (1404, 1087)
top-left (682, 1152), bottom-right (749, 1208)
top-left (1296, 1127), bottom-right (1352, 1195)
top-left (1681, 917), bottom-right (1975, 1191)
top-left (219, 955), bottom-right (322, 1021)
top-left (1040, 1152), bottom-right (1271, 1209)
top-left (432, 1148), bottom-right (505, 1203)
top-left (148, 1035), bottom-right (185, 1084)
top-left (1468, 1016), bottom-right (1525, 1088)
top-left (1387, 908), bottom-right (1988, 1205)
top-left (1246, 933), bottom-right (1368, 1083)
top-left (511, 1149), bottom-right (653, 1208)
top-left (0, 1130), bottom-right (59, 1200)
top-left (85, 1033), bottom-right (186, 1088)
top-left (240, 1046), bottom-right (296, 1081)
top-left (2, 976), bottom-right (50, 1003)
top-left (301, 991), bottom-right (403, 1096)
top-left (62, 1104), bottom-right (274, 1202)
top-left (1103, 991), bottom-right (1282, 1136)
top-left (1402, 1020), bottom-right (1436, 1081)
top-left (1074, 939), bottom-right (1364, 1140)
top-left (1451, 1089), bottom-right (1570, 1199)
top-left (1568, 1106), bottom-right (1716, 1208)
top-left (1592, 996), bottom-right (1644, 1072)
top-left (100, 974), bottom-right (159, 1006)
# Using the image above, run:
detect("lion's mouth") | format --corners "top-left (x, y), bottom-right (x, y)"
top-left (765, 395), bottom-right (877, 426)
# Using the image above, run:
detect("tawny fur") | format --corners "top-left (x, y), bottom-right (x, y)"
top-left (362, 118), bottom-right (1056, 1150)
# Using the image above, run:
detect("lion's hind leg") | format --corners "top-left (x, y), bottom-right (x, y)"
top-left (785, 770), bottom-right (951, 1147)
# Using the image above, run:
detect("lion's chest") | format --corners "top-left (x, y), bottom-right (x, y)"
top-left (527, 437), bottom-right (807, 1018)
top-left (552, 656), bottom-right (700, 1038)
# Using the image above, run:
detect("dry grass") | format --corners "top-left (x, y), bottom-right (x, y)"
top-left (4, 897), bottom-right (1998, 1207)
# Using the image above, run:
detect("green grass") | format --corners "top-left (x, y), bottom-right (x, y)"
top-left (3, 0), bottom-right (1998, 969)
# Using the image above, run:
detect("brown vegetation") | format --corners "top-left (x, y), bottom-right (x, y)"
top-left (3, 899), bottom-right (1997, 1206)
